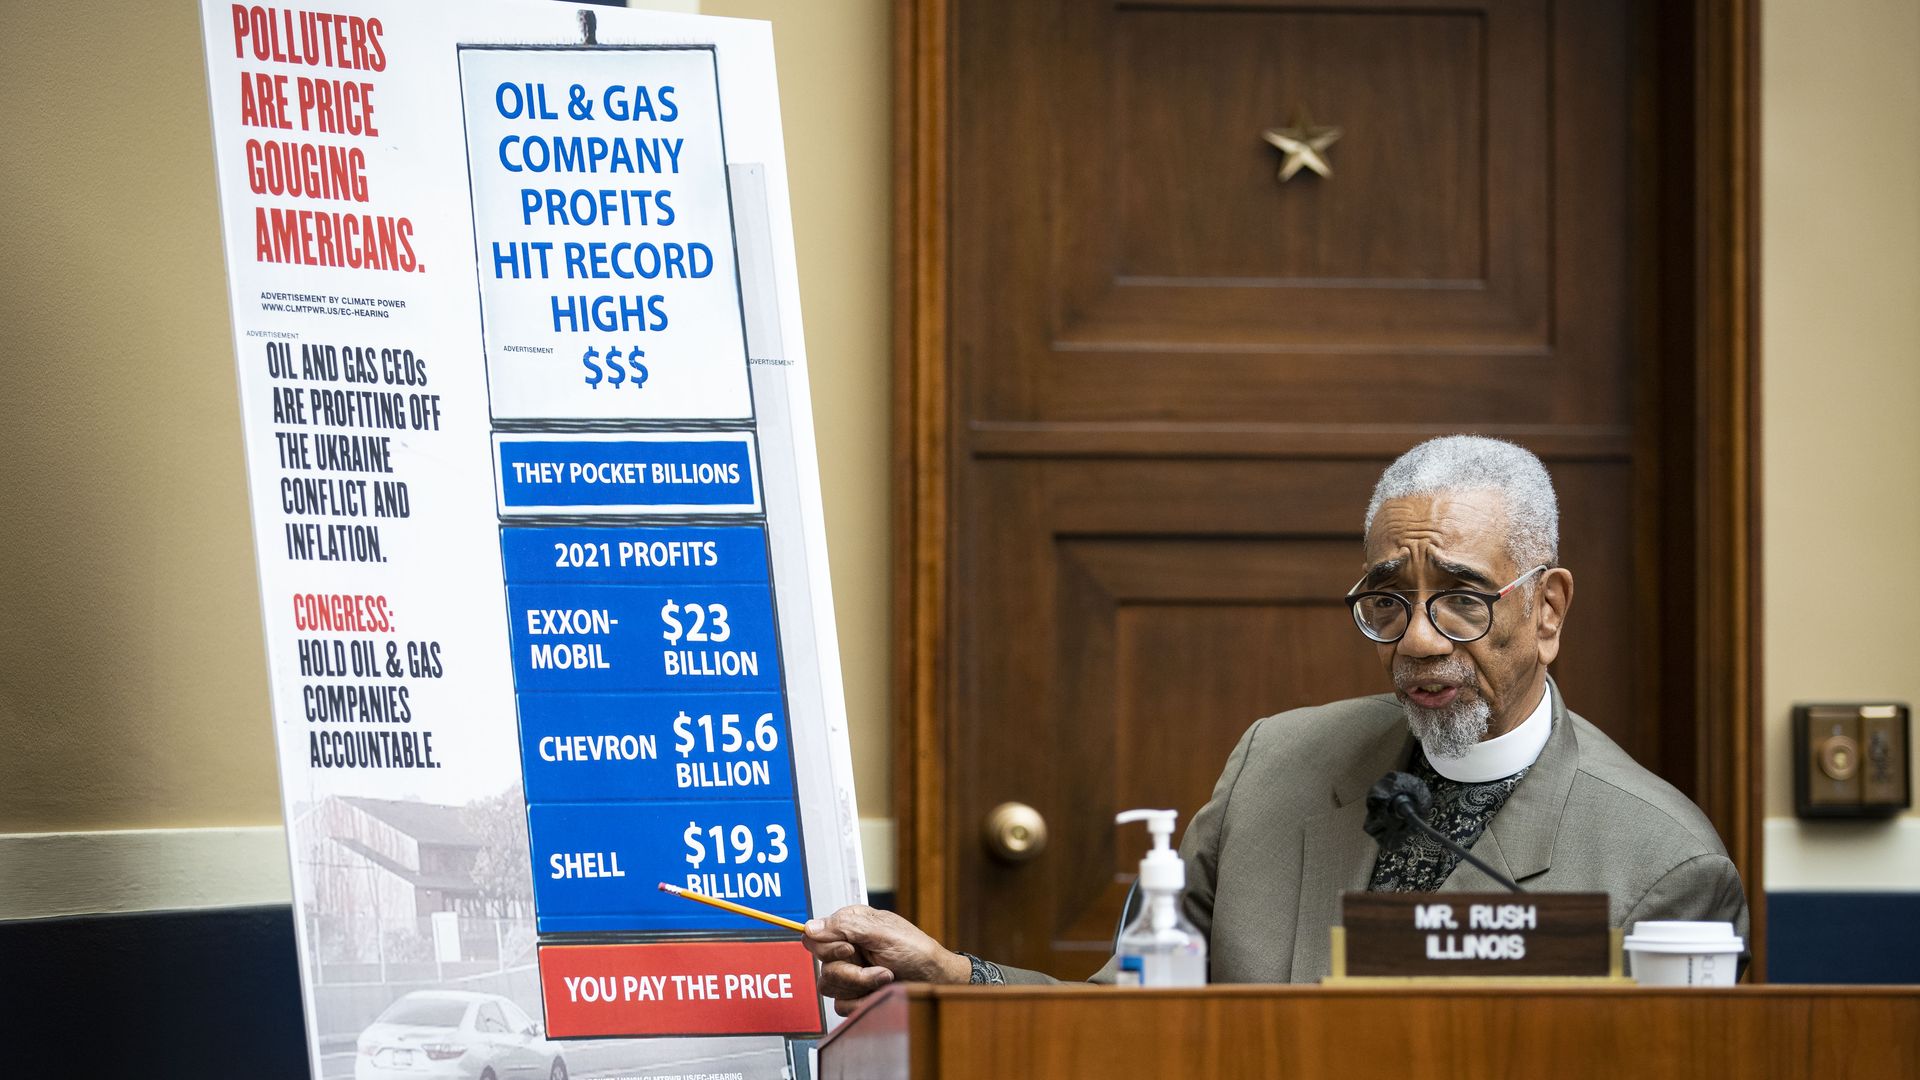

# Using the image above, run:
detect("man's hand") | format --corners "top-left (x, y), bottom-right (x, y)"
top-left (802, 905), bottom-right (972, 1015)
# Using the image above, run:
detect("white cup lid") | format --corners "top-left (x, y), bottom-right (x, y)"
top-left (1623, 920), bottom-right (1743, 953)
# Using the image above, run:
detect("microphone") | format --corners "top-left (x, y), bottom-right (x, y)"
top-left (1364, 771), bottom-right (1526, 894)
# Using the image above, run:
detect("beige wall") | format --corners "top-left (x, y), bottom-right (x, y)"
top-left (701, 0), bottom-right (894, 824)
top-left (0, 0), bottom-right (894, 839)
top-left (0, 2), bottom-right (278, 831)
top-left (6, 0), bottom-right (1918, 898)
top-left (1761, 0), bottom-right (1920, 847)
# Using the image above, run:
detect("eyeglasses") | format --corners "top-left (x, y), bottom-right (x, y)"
top-left (1344, 564), bottom-right (1550, 644)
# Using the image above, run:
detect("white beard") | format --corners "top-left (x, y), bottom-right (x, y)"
top-left (1404, 694), bottom-right (1491, 760)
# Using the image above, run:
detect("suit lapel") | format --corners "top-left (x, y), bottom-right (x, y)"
top-left (1291, 800), bottom-right (1374, 981)
top-left (1483, 677), bottom-right (1580, 883)
top-left (1291, 715), bottom-right (1412, 982)
top-left (1439, 826), bottom-right (1519, 893)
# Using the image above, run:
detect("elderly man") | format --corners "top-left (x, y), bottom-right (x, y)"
top-left (806, 436), bottom-right (1748, 1007)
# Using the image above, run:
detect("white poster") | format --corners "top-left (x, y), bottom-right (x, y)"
top-left (460, 45), bottom-right (755, 423)
top-left (200, 4), bottom-right (863, 1077)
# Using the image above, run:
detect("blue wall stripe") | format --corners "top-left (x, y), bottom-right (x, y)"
top-left (0, 905), bottom-right (309, 1077)
top-left (1768, 891), bottom-right (1920, 984)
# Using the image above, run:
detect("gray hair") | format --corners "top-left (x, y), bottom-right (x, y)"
top-left (1364, 435), bottom-right (1559, 570)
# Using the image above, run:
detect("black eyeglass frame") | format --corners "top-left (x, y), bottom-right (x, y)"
top-left (1343, 563), bottom-right (1552, 645)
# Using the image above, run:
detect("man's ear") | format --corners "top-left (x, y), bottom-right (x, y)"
top-left (1534, 568), bottom-right (1573, 666)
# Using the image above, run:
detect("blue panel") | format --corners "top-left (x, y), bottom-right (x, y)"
top-left (528, 800), bottom-right (808, 932)
top-left (1768, 891), bottom-right (1920, 984)
top-left (517, 692), bottom-right (795, 803)
top-left (0, 906), bottom-right (308, 1078)
top-left (501, 524), bottom-right (771, 586)
top-left (497, 437), bottom-right (755, 509)
top-left (506, 583), bottom-right (782, 692)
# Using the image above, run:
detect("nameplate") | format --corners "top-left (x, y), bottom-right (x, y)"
top-left (1333, 891), bottom-right (1618, 980)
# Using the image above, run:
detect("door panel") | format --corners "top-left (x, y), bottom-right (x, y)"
top-left (1116, 9), bottom-right (1490, 284)
top-left (955, 0), bottom-right (1626, 426)
top-left (940, 0), bottom-right (1657, 976)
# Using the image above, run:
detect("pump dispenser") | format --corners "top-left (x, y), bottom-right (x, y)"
top-left (1112, 809), bottom-right (1207, 987)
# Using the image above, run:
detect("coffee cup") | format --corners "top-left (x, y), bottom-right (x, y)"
top-left (1623, 920), bottom-right (1743, 986)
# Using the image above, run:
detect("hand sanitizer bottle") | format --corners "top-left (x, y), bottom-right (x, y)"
top-left (1113, 809), bottom-right (1207, 987)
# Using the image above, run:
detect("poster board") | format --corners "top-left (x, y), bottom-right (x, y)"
top-left (199, 3), bottom-right (864, 1075)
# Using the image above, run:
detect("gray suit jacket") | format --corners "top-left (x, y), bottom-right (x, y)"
top-left (999, 680), bottom-right (1748, 984)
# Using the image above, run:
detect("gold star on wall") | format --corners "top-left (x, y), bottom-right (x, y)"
top-left (1262, 108), bottom-right (1343, 182)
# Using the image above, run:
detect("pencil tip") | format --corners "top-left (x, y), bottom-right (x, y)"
top-left (656, 882), bottom-right (676, 893)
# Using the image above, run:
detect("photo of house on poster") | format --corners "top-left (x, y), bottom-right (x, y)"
top-left (199, 3), bottom-right (864, 1076)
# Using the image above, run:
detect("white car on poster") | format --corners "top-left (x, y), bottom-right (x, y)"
top-left (356, 990), bottom-right (568, 1080)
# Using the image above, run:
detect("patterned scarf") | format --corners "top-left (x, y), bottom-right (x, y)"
top-left (1366, 746), bottom-right (1528, 893)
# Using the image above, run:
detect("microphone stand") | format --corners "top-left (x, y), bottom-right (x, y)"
top-left (1389, 795), bottom-right (1526, 894)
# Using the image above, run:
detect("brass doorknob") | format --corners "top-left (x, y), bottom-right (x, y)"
top-left (983, 802), bottom-right (1048, 863)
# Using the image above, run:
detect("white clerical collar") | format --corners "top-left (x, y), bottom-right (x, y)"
top-left (1425, 683), bottom-right (1553, 783)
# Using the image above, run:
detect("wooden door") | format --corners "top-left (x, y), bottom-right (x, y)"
top-left (894, 0), bottom-right (1760, 976)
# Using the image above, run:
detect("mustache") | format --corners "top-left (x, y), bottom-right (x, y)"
top-left (1392, 657), bottom-right (1480, 693)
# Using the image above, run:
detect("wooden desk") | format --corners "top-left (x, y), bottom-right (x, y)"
top-left (818, 983), bottom-right (1920, 1079)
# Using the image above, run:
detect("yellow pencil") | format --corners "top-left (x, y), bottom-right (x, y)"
top-left (658, 881), bottom-right (808, 933)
